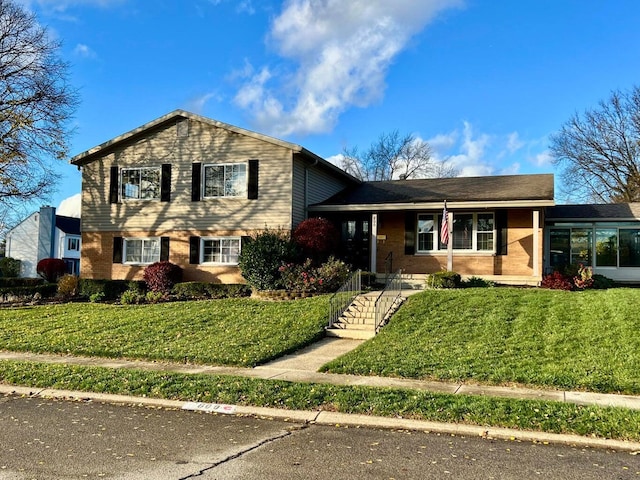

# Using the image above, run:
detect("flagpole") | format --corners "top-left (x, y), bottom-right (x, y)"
top-left (447, 209), bottom-right (453, 271)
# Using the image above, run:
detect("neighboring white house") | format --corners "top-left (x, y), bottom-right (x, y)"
top-left (5, 206), bottom-right (81, 278)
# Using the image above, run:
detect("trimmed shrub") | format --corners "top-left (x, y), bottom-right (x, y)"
top-left (0, 257), bottom-right (21, 278)
top-left (541, 271), bottom-right (574, 290)
top-left (57, 274), bottom-right (79, 299)
top-left (171, 282), bottom-right (251, 300)
top-left (78, 279), bottom-right (133, 301)
top-left (238, 230), bottom-right (299, 290)
top-left (292, 217), bottom-right (339, 263)
top-left (462, 276), bottom-right (495, 288)
top-left (426, 271), bottom-right (462, 289)
top-left (0, 284), bottom-right (57, 301)
top-left (36, 258), bottom-right (67, 282)
top-left (143, 261), bottom-right (183, 294)
top-left (0, 278), bottom-right (43, 288)
top-left (592, 273), bottom-right (616, 289)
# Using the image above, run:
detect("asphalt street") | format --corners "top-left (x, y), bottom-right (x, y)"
top-left (0, 394), bottom-right (638, 479)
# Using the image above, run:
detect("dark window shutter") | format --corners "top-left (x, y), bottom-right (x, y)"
top-left (189, 236), bottom-right (200, 264)
top-left (109, 166), bottom-right (119, 204)
top-left (160, 237), bottom-right (170, 261)
top-left (113, 236), bottom-right (123, 263)
top-left (161, 164), bottom-right (171, 202)
top-left (496, 210), bottom-right (508, 256)
top-left (248, 159), bottom-right (259, 200)
top-left (404, 212), bottom-right (416, 256)
top-left (191, 163), bottom-right (201, 202)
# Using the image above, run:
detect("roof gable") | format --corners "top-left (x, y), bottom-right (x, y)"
top-left (69, 110), bottom-right (358, 184)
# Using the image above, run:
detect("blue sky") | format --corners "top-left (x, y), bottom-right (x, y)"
top-left (17, 0), bottom-right (640, 215)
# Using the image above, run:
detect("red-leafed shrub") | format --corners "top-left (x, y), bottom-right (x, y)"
top-left (541, 271), bottom-right (574, 290)
top-left (293, 217), bottom-right (339, 262)
top-left (143, 261), bottom-right (183, 294)
top-left (36, 258), bottom-right (67, 282)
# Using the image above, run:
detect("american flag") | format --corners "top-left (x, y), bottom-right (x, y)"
top-left (440, 202), bottom-right (449, 246)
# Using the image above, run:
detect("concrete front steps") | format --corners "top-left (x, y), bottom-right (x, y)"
top-left (326, 292), bottom-right (379, 340)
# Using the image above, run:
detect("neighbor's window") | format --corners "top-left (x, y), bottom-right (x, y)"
top-left (121, 167), bottom-right (161, 200)
top-left (67, 237), bottom-right (80, 251)
top-left (124, 238), bottom-right (160, 264)
top-left (201, 237), bottom-right (241, 264)
top-left (417, 212), bottom-right (494, 252)
top-left (203, 163), bottom-right (247, 198)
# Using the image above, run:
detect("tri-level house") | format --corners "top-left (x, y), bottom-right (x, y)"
top-left (70, 110), bottom-right (560, 285)
top-left (70, 110), bottom-right (358, 283)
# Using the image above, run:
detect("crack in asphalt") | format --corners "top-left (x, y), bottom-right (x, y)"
top-left (178, 425), bottom-right (306, 479)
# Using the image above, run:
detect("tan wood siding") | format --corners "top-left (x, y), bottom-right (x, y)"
top-left (306, 166), bottom-right (350, 206)
top-left (292, 159), bottom-right (306, 227)
top-left (81, 119), bottom-right (295, 233)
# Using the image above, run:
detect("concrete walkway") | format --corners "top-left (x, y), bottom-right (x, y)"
top-left (2, 340), bottom-right (640, 452)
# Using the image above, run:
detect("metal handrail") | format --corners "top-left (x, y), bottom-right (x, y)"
top-left (328, 269), bottom-right (362, 328)
top-left (384, 251), bottom-right (393, 283)
top-left (374, 269), bottom-right (403, 333)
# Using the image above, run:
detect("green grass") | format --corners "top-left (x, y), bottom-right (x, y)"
top-left (322, 288), bottom-right (640, 394)
top-left (0, 297), bottom-right (330, 367)
top-left (1, 360), bottom-right (639, 441)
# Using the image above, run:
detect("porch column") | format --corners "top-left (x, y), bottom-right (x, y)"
top-left (533, 209), bottom-right (540, 278)
top-left (447, 211), bottom-right (453, 271)
top-left (371, 213), bottom-right (378, 273)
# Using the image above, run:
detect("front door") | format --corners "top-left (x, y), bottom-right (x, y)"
top-left (341, 218), bottom-right (370, 271)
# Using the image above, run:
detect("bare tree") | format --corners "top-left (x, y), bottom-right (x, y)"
top-left (339, 130), bottom-right (457, 181)
top-left (550, 86), bottom-right (640, 203)
top-left (0, 0), bottom-right (78, 229)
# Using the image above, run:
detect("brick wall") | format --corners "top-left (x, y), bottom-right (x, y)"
top-left (81, 230), bottom-right (256, 283)
top-left (375, 209), bottom-right (543, 276)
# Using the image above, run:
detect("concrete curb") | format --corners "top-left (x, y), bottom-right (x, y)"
top-left (3, 384), bottom-right (640, 454)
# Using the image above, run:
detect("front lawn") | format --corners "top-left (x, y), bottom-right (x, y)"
top-left (322, 288), bottom-right (640, 395)
top-left (0, 297), bottom-right (329, 367)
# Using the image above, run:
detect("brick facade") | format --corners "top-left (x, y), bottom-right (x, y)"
top-left (81, 230), bottom-right (257, 284)
top-left (375, 209), bottom-right (543, 276)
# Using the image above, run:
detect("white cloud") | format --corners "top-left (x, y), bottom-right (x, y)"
top-left (57, 193), bottom-right (81, 218)
top-left (73, 43), bottom-right (96, 58)
top-left (235, 0), bottom-right (464, 136)
top-left (186, 92), bottom-right (220, 113)
top-left (532, 149), bottom-right (553, 167)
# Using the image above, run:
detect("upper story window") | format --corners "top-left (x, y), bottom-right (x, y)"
top-left (121, 167), bottom-right (161, 200)
top-left (203, 163), bottom-right (247, 198)
top-left (67, 237), bottom-right (80, 251)
top-left (124, 237), bottom-right (160, 264)
top-left (417, 212), bottom-right (495, 253)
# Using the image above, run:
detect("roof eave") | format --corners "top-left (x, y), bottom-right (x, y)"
top-left (309, 199), bottom-right (555, 212)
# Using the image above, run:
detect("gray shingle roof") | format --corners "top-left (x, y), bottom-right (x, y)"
top-left (55, 215), bottom-right (80, 235)
top-left (314, 174), bottom-right (554, 207)
top-left (546, 203), bottom-right (640, 221)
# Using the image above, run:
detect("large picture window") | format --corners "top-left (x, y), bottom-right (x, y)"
top-left (201, 237), bottom-right (241, 264)
top-left (417, 212), bottom-right (494, 252)
top-left (203, 163), bottom-right (247, 198)
top-left (121, 167), bottom-right (161, 200)
top-left (124, 238), bottom-right (160, 264)
top-left (619, 229), bottom-right (640, 267)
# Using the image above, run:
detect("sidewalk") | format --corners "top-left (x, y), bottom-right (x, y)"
top-left (2, 339), bottom-right (640, 452)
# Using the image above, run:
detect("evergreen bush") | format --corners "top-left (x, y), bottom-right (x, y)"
top-left (238, 230), bottom-right (299, 290)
